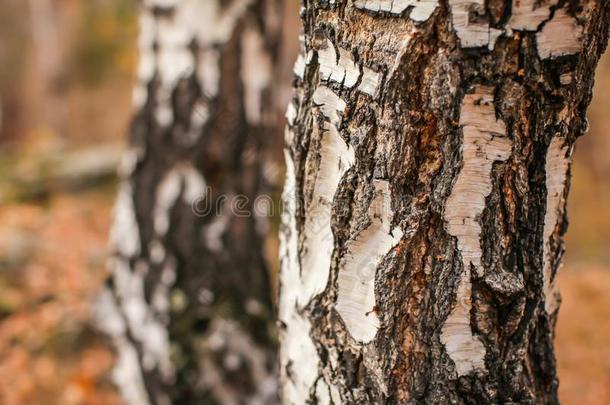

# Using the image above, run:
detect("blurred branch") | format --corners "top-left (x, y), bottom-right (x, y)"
top-left (0, 142), bottom-right (123, 202)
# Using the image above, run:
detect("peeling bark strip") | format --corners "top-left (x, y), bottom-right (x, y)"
top-left (280, 0), bottom-right (609, 403)
top-left (536, 8), bottom-right (584, 59)
top-left (336, 180), bottom-right (403, 343)
top-left (95, 0), bottom-right (282, 403)
top-left (543, 136), bottom-right (571, 315)
top-left (353, 0), bottom-right (438, 21)
top-left (278, 146), bottom-right (321, 403)
top-left (300, 120), bottom-right (354, 305)
top-left (449, 0), bottom-right (502, 49)
top-left (508, 0), bottom-right (556, 31)
top-left (441, 85), bottom-right (512, 377)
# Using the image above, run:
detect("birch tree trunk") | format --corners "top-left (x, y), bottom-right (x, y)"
top-left (95, 1), bottom-right (281, 404)
top-left (279, 0), bottom-right (609, 403)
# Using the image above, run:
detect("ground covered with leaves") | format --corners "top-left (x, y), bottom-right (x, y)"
top-left (0, 188), bottom-right (120, 405)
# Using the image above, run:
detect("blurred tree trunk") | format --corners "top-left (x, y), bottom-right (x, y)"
top-left (279, 1), bottom-right (609, 403)
top-left (95, 1), bottom-right (282, 404)
top-left (27, 0), bottom-right (65, 136)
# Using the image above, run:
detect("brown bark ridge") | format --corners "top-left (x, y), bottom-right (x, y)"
top-left (279, 0), bottom-right (609, 403)
top-left (94, 1), bottom-right (282, 404)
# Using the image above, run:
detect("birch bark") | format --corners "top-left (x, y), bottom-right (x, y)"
top-left (280, 0), bottom-right (610, 403)
top-left (96, 1), bottom-right (282, 404)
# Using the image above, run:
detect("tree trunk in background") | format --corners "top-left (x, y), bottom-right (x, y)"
top-left (27, 0), bottom-right (66, 137)
top-left (279, 0), bottom-right (609, 403)
top-left (95, 1), bottom-right (282, 404)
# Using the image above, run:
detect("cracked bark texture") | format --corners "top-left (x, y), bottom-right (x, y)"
top-left (279, 0), bottom-right (609, 403)
top-left (94, 0), bottom-right (282, 404)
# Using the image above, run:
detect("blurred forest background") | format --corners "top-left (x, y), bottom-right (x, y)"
top-left (0, 0), bottom-right (608, 404)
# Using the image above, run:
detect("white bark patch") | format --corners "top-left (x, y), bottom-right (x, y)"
top-left (353, 0), bottom-right (438, 22)
top-left (154, 170), bottom-right (182, 236)
top-left (508, 0), bottom-right (557, 31)
top-left (191, 0), bottom-right (253, 96)
top-left (301, 121), bottom-right (355, 306)
top-left (113, 336), bottom-right (152, 405)
top-left (315, 377), bottom-right (341, 405)
top-left (118, 148), bottom-right (141, 178)
top-left (198, 49), bottom-right (221, 98)
top-left (358, 67), bottom-right (381, 96)
top-left (312, 86), bottom-right (347, 125)
top-left (111, 183), bottom-right (141, 258)
top-left (155, 9), bottom-right (195, 89)
top-left (94, 288), bottom-right (127, 338)
top-left (190, 0), bottom-right (253, 45)
top-left (441, 268), bottom-right (484, 376)
top-left (543, 137), bottom-right (570, 314)
top-left (279, 149), bottom-right (322, 404)
top-left (280, 313), bottom-right (321, 403)
top-left (293, 51), bottom-right (313, 80)
top-left (312, 39), bottom-right (381, 98)
top-left (153, 2), bottom-right (197, 126)
top-left (293, 54), bottom-right (307, 79)
top-left (113, 259), bottom-right (174, 379)
top-left (241, 26), bottom-right (272, 124)
top-left (149, 239), bottom-right (166, 264)
top-left (279, 150), bottom-right (300, 321)
top-left (448, 0), bottom-right (503, 49)
top-left (441, 85), bottom-right (512, 376)
top-left (335, 48), bottom-right (360, 88)
top-left (181, 164), bottom-right (207, 205)
top-left (336, 180), bottom-right (403, 343)
top-left (315, 39), bottom-right (383, 97)
top-left (536, 8), bottom-right (583, 60)
top-left (318, 39), bottom-right (360, 89)
top-left (94, 288), bottom-right (152, 405)
top-left (203, 201), bottom-right (231, 253)
top-left (315, 379), bottom-right (331, 405)
top-left (286, 102), bottom-right (298, 126)
top-left (154, 164), bottom-right (206, 236)
top-left (279, 150), bottom-right (301, 321)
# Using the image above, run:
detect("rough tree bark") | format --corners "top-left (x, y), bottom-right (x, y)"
top-left (279, 0), bottom-right (609, 403)
top-left (95, 1), bottom-right (282, 404)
